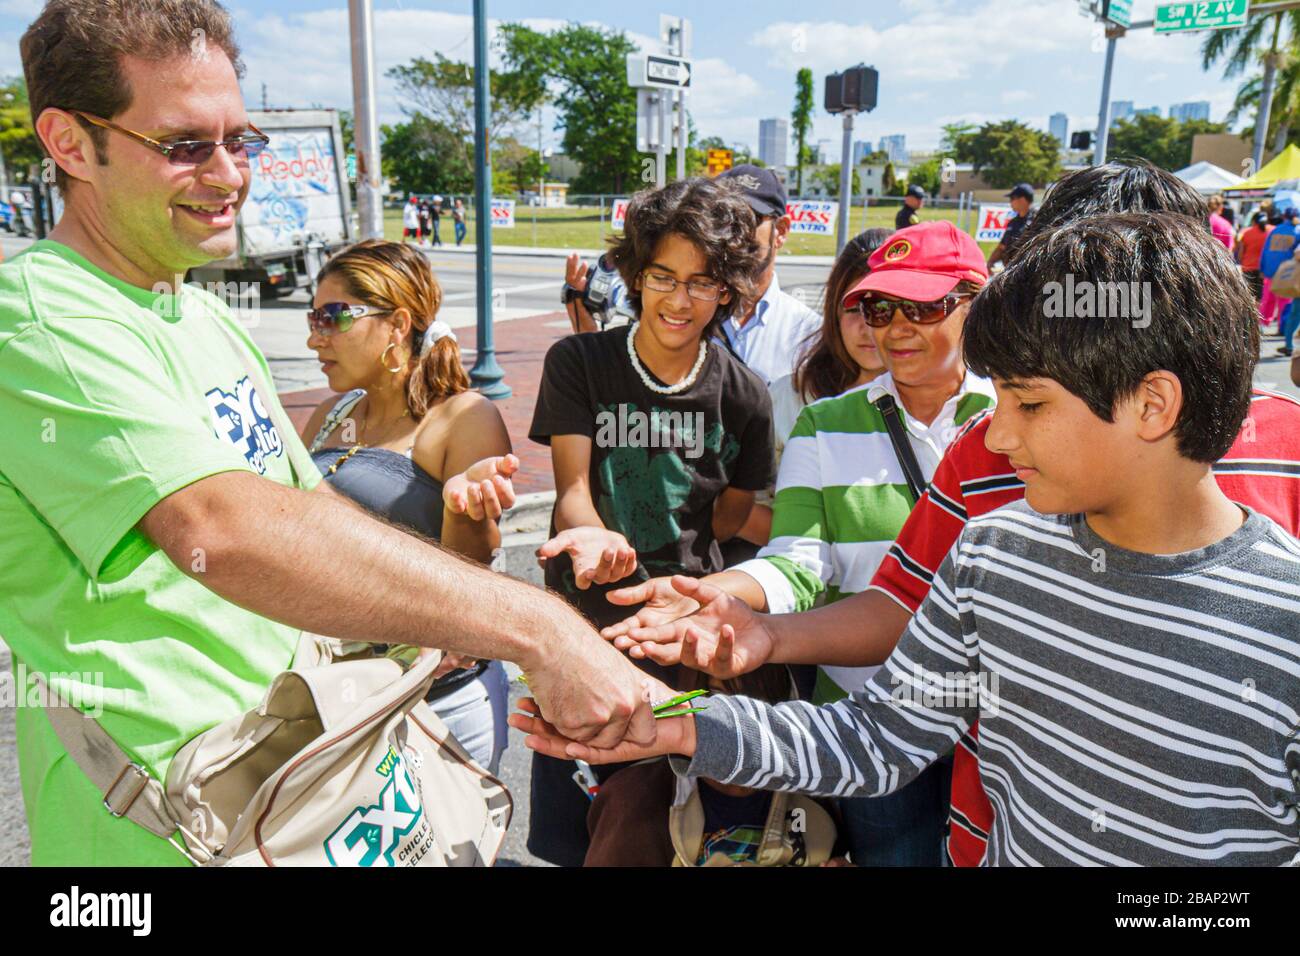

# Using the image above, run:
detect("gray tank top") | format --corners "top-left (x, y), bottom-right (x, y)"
top-left (309, 389), bottom-right (444, 541)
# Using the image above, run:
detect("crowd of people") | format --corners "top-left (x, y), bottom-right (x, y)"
top-left (2, 0), bottom-right (1299, 869)
top-left (402, 195), bottom-right (468, 248)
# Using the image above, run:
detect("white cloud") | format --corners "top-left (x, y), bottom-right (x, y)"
top-left (1001, 90), bottom-right (1032, 105)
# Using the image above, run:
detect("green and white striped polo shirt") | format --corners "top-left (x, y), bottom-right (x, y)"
top-left (733, 371), bottom-right (996, 696)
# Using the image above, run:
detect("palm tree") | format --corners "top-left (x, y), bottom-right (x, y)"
top-left (1202, 10), bottom-right (1300, 170)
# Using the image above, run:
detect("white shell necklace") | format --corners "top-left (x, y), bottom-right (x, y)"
top-left (626, 321), bottom-right (708, 395)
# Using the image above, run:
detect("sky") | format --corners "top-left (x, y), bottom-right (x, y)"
top-left (0, 0), bottom-right (1256, 160)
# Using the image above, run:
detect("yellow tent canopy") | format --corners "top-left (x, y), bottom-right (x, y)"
top-left (1224, 144), bottom-right (1300, 192)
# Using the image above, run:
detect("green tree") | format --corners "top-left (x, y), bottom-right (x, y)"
top-left (907, 155), bottom-right (943, 195)
top-left (386, 53), bottom-right (547, 173)
top-left (1108, 114), bottom-right (1228, 171)
top-left (0, 77), bottom-right (43, 183)
top-left (954, 120), bottom-right (1060, 189)
top-left (810, 163), bottom-right (861, 196)
top-left (380, 114), bottom-right (473, 196)
top-left (492, 136), bottom-right (548, 194)
top-left (791, 68), bottom-right (815, 196)
top-left (498, 22), bottom-right (641, 194)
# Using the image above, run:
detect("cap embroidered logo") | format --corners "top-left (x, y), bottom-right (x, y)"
top-left (732, 174), bottom-right (762, 190)
top-left (884, 240), bottom-right (912, 262)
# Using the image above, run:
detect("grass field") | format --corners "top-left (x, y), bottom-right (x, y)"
top-left (383, 203), bottom-right (999, 257)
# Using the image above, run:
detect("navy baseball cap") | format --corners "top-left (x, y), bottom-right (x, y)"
top-left (718, 164), bottom-right (788, 218)
top-left (1008, 183), bottom-right (1035, 202)
top-left (906, 183), bottom-right (927, 200)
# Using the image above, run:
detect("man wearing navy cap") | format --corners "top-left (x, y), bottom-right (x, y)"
top-left (895, 183), bottom-right (926, 230)
top-left (988, 183), bottom-right (1035, 268)
top-left (710, 164), bottom-right (821, 386)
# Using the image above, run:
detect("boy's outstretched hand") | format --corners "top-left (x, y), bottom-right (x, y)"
top-left (537, 527), bottom-right (638, 589)
top-left (602, 575), bottom-right (775, 679)
top-left (509, 694), bottom-right (697, 764)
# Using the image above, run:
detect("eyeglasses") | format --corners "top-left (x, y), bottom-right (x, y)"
top-left (641, 271), bottom-right (724, 302)
top-left (853, 293), bottom-right (973, 328)
top-left (307, 302), bottom-right (386, 336)
top-left (71, 110), bottom-right (270, 166)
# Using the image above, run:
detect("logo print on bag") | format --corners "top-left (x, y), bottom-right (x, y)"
top-left (205, 376), bottom-right (284, 474)
top-left (324, 748), bottom-right (424, 867)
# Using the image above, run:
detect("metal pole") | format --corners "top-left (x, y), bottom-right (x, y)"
top-left (836, 111), bottom-right (854, 255)
top-left (672, 18), bottom-right (686, 181)
top-left (1094, 34), bottom-right (1117, 165)
top-left (347, 0), bottom-right (383, 240)
top-left (469, 0), bottom-right (510, 399)
top-left (656, 92), bottom-right (667, 188)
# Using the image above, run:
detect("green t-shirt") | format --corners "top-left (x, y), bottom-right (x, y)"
top-left (0, 240), bottom-right (320, 865)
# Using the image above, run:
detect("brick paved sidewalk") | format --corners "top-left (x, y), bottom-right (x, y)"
top-left (282, 310), bottom-right (570, 496)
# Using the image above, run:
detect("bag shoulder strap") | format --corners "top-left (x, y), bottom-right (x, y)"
top-left (871, 392), bottom-right (926, 504)
top-left (35, 674), bottom-right (179, 841)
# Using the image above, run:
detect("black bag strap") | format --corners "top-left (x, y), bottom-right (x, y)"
top-left (872, 393), bottom-right (926, 504)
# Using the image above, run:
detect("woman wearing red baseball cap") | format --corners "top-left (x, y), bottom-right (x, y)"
top-left (605, 220), bottom-right (995, 867)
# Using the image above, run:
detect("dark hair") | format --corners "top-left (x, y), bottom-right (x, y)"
top-left (21, 0), bottom-right (244, 194)
top-left (1019, 158), bottom-right (1207, 253)
top-left (609, 177), bottom-right (763, 324)
top-left (317, 239), bottom-right (468, 417)
top-left (1220, 205), bottom-right (1236, 226)
top-left (963, 213), bottom-right (1258, 463)
top-left (793, 228), bottom-right (893, 402)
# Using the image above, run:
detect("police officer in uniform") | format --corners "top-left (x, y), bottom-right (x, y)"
top-left (988, 183), bottom-right (1035, 268)
top-left (895, 183), bottom-right (926, 230)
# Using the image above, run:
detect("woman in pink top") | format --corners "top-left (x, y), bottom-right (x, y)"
top-left (1207, 195), bottom-right (1235, 249)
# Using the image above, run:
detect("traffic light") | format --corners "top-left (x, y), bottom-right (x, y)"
top-left (825, 65), bottom-right (879, 114)
top-left (1070, 130), bottom-right (1093, 150)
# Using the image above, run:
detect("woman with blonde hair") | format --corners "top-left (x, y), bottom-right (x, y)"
top-left (299, 239), bottom-right (516, 772)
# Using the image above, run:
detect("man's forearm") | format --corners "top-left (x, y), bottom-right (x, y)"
top-left (146, 472), bottom-right (579, 671)
top-left (767, 587), bottom-right (911, 667)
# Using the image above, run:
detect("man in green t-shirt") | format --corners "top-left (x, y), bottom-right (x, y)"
top-left (1, 0), bottom-right (657, 866)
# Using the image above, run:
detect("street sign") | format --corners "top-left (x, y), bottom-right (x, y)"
top-left (1154, 1), bottom-right (1249, 33)
top-left (627, 53), bottom-right (692, 89)
top-left (706, 148), bottom-right (732, 176)
top-left (1102, 0), bottom-right (1131, 28)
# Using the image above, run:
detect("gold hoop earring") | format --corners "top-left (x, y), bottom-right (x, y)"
top-left (380, 343), bottom-right (405, 374)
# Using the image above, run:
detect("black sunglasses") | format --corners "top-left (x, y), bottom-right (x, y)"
top-left (72, 110), bottom-right (270, 166)
top-left (853, 293), bottom-right (974, 328)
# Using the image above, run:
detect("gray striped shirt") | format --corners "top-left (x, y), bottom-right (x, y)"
top-left (687, 500), bottom-right (1300, 865)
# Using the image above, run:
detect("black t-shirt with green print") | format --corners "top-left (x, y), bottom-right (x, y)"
top-left (530, 324), bottom-right (775, 628)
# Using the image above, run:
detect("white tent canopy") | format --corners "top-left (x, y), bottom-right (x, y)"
top-left (1174, 161), bottom-right (1244, 195)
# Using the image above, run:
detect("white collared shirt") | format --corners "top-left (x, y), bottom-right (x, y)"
top-left (717, 274), bottom-right (821, 386)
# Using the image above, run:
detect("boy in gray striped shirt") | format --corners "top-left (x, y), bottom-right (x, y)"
top-left (512, 213), bottom-right (1300, 866)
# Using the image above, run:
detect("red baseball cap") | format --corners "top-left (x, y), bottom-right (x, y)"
top-left (842, 221), bottom-right (988, 308)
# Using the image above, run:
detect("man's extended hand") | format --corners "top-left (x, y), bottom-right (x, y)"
top-left (509, 691), bottom-right (694, 764)
top-left (443, 454), bottom-right (519, 521)
top-left (604, 575), bottom-right (775, 679)
top-left (522, 630), bottom-right (659, 748)
top-left (600, 575), bottom-right (701, 638)
top-left (537, 527), bottom-right (637, 590)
